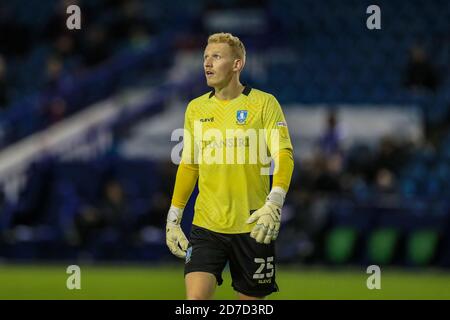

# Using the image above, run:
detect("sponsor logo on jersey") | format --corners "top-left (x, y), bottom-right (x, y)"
top-left (199, 117), bottom-right (214, 122)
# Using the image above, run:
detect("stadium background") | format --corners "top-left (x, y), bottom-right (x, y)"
top-left (0, 0), bottom-right (450, 299)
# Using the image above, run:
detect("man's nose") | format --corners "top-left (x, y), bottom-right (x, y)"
top-left (204, 58), bottom-right (212, 67)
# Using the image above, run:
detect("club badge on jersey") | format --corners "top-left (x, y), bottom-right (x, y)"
top-left (236, 110), bottom-right (248, 125)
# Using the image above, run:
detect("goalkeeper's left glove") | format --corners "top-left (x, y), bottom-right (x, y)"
top-left (246, 187), bottom-right (286, 244)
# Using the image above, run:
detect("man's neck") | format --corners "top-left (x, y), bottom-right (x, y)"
top-left (214, 80), bottom-right (245, 101)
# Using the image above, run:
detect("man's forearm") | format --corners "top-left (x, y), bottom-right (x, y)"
top-left (272, 148), bottom-right (294, 192)
top-left (171, 161), bottom-right (199, 209)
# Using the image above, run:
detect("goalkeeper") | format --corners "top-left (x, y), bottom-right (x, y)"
top-left (166, 33), bottom-right (294, 300)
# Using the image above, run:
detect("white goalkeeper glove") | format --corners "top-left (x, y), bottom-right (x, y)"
top-left (166, 205), bottom-right (189, 258)
top-left (246, 187), bottom-right (286, 244)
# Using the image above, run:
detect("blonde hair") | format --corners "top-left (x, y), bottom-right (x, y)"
top-left (207, 32), bottom-right (246, 65)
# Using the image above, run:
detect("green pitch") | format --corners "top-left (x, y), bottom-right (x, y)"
top-left (0, 264), bottom-right (449, 299)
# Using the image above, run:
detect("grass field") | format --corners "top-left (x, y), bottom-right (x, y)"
top-left (0, 264), bottom-right (449, 299)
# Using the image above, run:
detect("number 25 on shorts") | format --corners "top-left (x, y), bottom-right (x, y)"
top-left (253, 256), bottom-right (274, 283)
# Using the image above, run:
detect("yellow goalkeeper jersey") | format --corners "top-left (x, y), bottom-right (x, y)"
top-left (181, 86), bottom-right (293, 234)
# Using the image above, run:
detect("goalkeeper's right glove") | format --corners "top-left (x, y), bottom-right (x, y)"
top-left (166, 205), bottom-right (189, 258)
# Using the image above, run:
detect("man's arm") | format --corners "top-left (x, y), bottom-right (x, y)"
top-left (166, 161), bottom-right (199, 258)
top-left (246, 148), bottom-right (294, 244)
top-left (272, 148), bottom-right (294, 193)
top-left (171, 161), bottom-right (199, 209)
top-left (166, 102), bottom-right (199, 258)
top-left (246, 95), bottom-right (295, 244)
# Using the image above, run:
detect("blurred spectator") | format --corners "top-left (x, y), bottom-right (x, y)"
top-left (44, 56), bottom-right (64, 91)
top-left (73, 205), bottom-right (103, 247)
top-left (0, 55), bottom-right (9, 109)
top-left (9, 162), bottom-right (53, 229)
top-left (312, 153), bottom-right (344, 194)
top-left (318, 109), bottom-right (343, 157)
top-left (310, 109), bottom-right (345, 194)
top-left (110, 0), bottom-right (153, 42)
top-left (374, 168), bottom-right (397, 196)
top-left (99, 179), bottom-right (129, 228)
top-left (139, 191), bottom-right (171, 229)
top-left (371, 136), bottom-right (411, 178)
top-left (43, 97), bottom-right (68, 127)
top-left (158, 161), bottom-right (178, 198)
top-left (129, 26), bottom-right (152, 51)
top-left (134, 161), bottom-right (175, 244)
top-left (53, 35), bottom-right (76, 61)
top-left (81, 25), bottom-right (111, 68)
top-left (136, 161), bottom-right (175, 230)
top-left (134, 191), bottom-right (169, 245)
top-left (74, 179), bottom-right (130, 247)
top-left (404, 44), bottom-right (440, 92)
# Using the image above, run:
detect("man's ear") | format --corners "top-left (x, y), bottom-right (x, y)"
top-left (233, 59), bottom-right (244, 72)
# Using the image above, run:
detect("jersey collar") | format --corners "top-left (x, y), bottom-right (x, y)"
top-left (209, 85), bottom-right (252, 99)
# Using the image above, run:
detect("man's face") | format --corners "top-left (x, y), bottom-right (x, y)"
top-left (203, 43), bottom-right (239, 88)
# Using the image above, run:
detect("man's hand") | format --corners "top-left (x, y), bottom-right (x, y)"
top-left (246, 187), bottom-right (286, 244)
top-left (166, 206), bottom-right (189, 258)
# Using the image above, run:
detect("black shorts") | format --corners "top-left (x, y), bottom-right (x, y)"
top-left (184, 224), bottom-right (279, 298)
